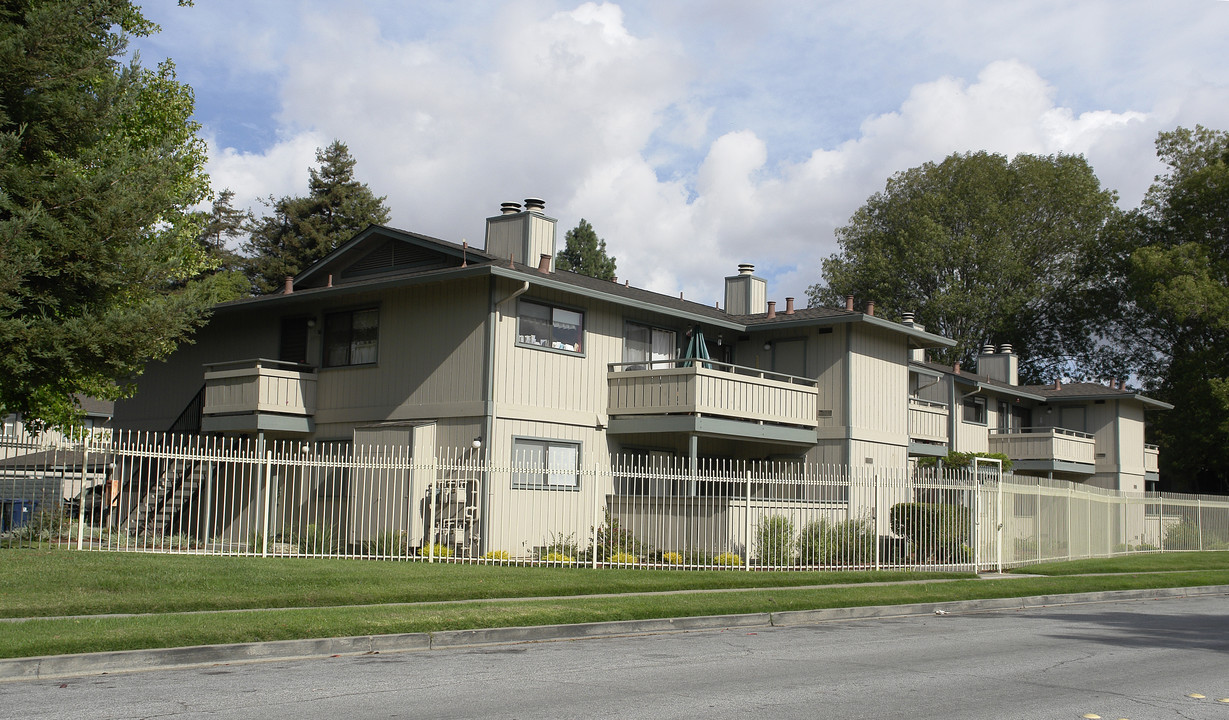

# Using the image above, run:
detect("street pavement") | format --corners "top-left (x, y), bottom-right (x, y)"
top-left (3, 593), bottom-right (1227, 719)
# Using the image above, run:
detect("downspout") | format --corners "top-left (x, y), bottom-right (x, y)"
top-left (480, 277), bottom-right (531, 554)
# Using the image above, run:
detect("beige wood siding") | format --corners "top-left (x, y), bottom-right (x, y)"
top-left (492, 285), bottom-right (620, 422)
top-left (313, 277), bottom-right (488, 426)
top-left (848, 325), bottom-right (908, 438)
top-left (813, 325), bottom-right (845, 427)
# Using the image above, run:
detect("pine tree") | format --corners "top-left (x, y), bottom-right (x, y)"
top-left (243, 140), bottom-right (390, 294)
top-left (193, 189), bottom-right (251, 301)
top-left (0, 0), bottom-right (216, 430)
top-left (557, 219), bottom-right (617, 280)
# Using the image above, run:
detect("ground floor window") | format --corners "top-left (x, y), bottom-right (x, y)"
top-left (511, 437), bottom-right (580, 489)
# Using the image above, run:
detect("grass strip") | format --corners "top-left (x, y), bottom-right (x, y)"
top-left (1015, 551), bottom-right (1229, 576)
top-left (3, 570), bottom-right (1226, 659)
top-left (0, 550), bottom-right (973, 618)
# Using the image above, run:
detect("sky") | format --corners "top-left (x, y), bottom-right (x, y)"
top-left (129, 0), bottom-right (1229, 307)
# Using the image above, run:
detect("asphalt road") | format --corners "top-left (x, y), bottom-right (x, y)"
top-left (4, 595), bottom-right (1228, 720)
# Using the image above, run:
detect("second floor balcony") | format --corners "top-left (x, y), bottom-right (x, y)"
top-left (606, 360), bottom-right (819, 444)
top-left (201, 359), bottom-right (316, 436)
top-left (1145, 443), bottom-right (1160, 478)
top-left (988, 426), bottom-right (1096, 475)
top-left (908, 397), bottom-right (949, 451)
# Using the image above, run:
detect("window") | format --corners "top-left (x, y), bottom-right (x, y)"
top-left (511, 438), bottom-right (580, 489)
top-left (623, 322), bottom-right (675, 369)
top-left (323, 308), bottom-right (379, 367)
top-left (962, 396), bottom-right (987, 424)
top-left (518, 300), bottom-right (584, 354)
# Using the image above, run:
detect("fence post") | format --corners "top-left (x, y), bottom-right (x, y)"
top-left (427, 481), bottom-right (436, 563)
top-left (972, 469), bottom-right (980, 573)
top-left (744, 468), bottom-right (752, 571)
top-left (591, 462), bottom-right (600, 569)
top-left (1158, 494), bottom-right (1164, 552)
top-left (873, 471), bottom-right (880, 572)
top-left (1035, 478), bottom-right (1041, 563)
top-left (1066, 483), bottom-right (1072, 562)
top-left (261, 449), bottom-right (274, 558)
top-left (1197, 497), bottom-right (1203, 551)
top-left (77, 437), bottom-right (89, 551)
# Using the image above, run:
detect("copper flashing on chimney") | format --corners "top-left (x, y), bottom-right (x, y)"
top-left (845, 295), bottom-right (855, 312)
top-left (283, 276), bottom-right (293, 294)
top-left (537, 254), bottom-right (551, 273)
top-left (865, 300), bottom-right (875, 316)
top-left (767, 301), bottom-right (776, 319)
top-left (785, 297), bottom-right (795, 315)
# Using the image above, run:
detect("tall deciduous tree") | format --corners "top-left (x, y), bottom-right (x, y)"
top-left (1103, 126), bottom-right (1229, 493)
top-left (557, 219), bottom-right (617, 280)
top-left (243, 141), bottom-right (390, 294)
top-left (0, 0), bottom-right (217, 430)
top-left (809, 151), bottom-right (1117, 382)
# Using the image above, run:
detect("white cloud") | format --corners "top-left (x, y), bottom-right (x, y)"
top-left (166, 2), bottom-right (1229, 307)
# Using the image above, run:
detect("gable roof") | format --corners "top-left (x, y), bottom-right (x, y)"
top-left (1019, 382), bottom-right (1174, 409)
top-left (912, 360), bottom-right (1047, 401)
top-left (221, 223), bottom-right (959, 343)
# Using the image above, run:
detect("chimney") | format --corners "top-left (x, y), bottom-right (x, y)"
top-left (954, 361), bottom-right (961, 375)
top-left (1054, 378), bottom-right (1062, 390)
top-left (537, 253), bottom-right (551, 273)
top-left (902, 312), bottom-right (926, 362)
top-left (327, 274), bottom-right (333, 288)
top-left (785, 297), bottom-right (795, 315)
top-left (724, 263), bottom-right (767, 315)
top-left (767, 301), bottom-right (776, 319)
top-left (865, 300), bottom-right (875, 316)
top-left (461, 241), bottom-right (468, 268)
top-left (485, 198), bottom-right (556, 271)
top-left (979, 342), bottom-right (1018, 386)
top-left (845, 295), bottom-right (855, 312)
top-left (901, 311), bottom-right (915, 325)
top-left (283, 276), bottom-right (294, 294)
top-left (1119, 378), bottom-right (1128, 391)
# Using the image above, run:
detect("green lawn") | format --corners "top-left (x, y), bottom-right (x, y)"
top-left (1015, 550), bottom-right (1229, 576)
top-left (1, 550), bottom-right (1226, 660)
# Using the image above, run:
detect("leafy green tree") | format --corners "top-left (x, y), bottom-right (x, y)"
top-left (556, 219), bottom-right (617, 280)
top-left (243, 140), bottom-right (390, 294)
top-left (0, 0), bottom-right (217, 430)
top-left (809, 151), bottom-right (1118, 382)
top-left (1102, 126), bottom-right (1229, 493)
top-left (191, 189), bottom-right (250, 301)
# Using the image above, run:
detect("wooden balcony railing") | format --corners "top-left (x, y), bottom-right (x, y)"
top-left (607, 359), bottom-right (819, 428)
top-left (908, 397), bottom-right (949, 444)
top-left (1144, 443), bottom-right (1160, 473)
top-left (988, 426), bottom-right (1095, 467)
top-left (202, 359), bottom-right (317, 418)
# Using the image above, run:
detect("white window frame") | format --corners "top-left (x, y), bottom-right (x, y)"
top-left (622, 321), bottom-right (676, 370)
top-left (511, 437), bottom-right (581, 490)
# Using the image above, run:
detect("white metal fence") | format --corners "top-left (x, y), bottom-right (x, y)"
top-left (2, 429), bottom-right (1227, 570)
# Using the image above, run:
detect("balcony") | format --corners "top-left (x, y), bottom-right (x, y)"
top-left (908, 397), bottom-right (949, 455)
top-left (988, 426), bottom-right (1096, 475)
top-left (1145, 443), bottom-right (1160, 480)
top-left (606, 360), bottom-right (819, 444)
top-left (201, 359), bottom-right (316, 435)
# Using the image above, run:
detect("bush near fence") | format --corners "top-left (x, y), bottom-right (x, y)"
top-left (889, 502), bottom-right (972, 563)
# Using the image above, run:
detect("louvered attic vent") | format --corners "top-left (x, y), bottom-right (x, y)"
top-left (341, 240), bottom-right (448, 279)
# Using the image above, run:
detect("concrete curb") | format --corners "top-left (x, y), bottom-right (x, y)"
top-left (3, 585), bottom-right (1227, 682)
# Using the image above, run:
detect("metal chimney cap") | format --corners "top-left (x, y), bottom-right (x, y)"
top-left (982, 344), bottom-right (995, 355)
top-left (999, 343), bottom-right (1014, 354)
top-left (523, 197), bottom-right (546, 212)
top-left (737, 263), bottom-right (755, 275)
top-left (500, 202), bottom-right (522, 215)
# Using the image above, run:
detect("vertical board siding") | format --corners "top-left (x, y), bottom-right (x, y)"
top-left (849, 325), bottom-right (907, 435)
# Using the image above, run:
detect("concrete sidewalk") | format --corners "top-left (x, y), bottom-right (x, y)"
top-left (3, 583), bottom-right (1226, 683)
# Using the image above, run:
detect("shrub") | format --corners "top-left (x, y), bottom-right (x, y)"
top-left (299, 523), bottom-right (338, 554)
top-left (593, 511), bottom-right (647, 561)
top-left (368, 531), bottom-right (411, 557)
top-left (538, 531), bottom-right (579, 560)
top-left (712, 551), bottom-right (742, 566)
top-left (1163, 519), bottom-right (1201, 550)
top-left (889, 502), bottom-right (972, 563)
top-left (419, 543), bottom-right (453, 558)
top-left (482, 550), bottom-right (510, 561)
top-left (661, 552), bottom-right (685, 565)
top-left (542, 552), bottom-right (574, 563)
top-left (797, 516), bottom-right (875, 566)
top-left (606, 551), bottom-right (639, 565)
top-left (917, 451), bottom-right (1013, 472)
top-left (755, 515), bottom-right (795, 565)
